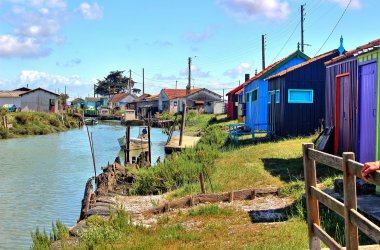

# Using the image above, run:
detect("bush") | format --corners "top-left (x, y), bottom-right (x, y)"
top-left (30, 220), bottom-right (69, 250)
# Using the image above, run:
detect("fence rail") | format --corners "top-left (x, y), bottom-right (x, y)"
top-left (303, 143), bottom-right (380, 250)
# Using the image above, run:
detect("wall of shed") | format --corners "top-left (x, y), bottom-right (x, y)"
top-left (0, 97), bottom-right (21, 108)
top-left (21, 90), bottom-right (58, 112)
top-left (269, 52), bottom-right (338, 137)
top-left (245, 57), bottom-right (307, 130)
top-left (325, 58), bottom-right (358, 154)
top-left (357, 48), bottom-right (380, 160)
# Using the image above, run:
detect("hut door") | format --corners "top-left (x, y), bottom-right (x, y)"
top-left (334, 74), bottom-right (351, 155)
top-left (358, 62), bottom-right (377, 163)
top-left (269, 92), bottom-right (276, 134)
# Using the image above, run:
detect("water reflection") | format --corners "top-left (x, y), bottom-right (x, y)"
top-left (0, 122), bottom-right (167, 249)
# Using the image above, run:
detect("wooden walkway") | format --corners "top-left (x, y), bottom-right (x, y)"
top-left (164, 135), bottom-right (201, 153)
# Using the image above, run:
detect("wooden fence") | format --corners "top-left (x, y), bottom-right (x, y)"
top-left (303, 143), bottom-right (380, 250)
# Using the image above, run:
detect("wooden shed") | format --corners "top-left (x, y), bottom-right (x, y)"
top-left (355, 39), bottom-right (380, 163)
top-left (226, 74), bottom-right (249, 120)
top-left (266, 49), bottom-right (340, 137)
top-left (325, 38), bottom-right (380, 161)
top-left (20, 88), bottom-right (59, 113)
top-left (244, 48), bottom-right (309, 130)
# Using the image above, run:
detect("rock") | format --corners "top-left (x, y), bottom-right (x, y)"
top-left (69, 220), bottom-right (89, 237)
top-left (50, 237), bottom-right (79, 249)
top-left (334, 179), bottom-right (376, 195)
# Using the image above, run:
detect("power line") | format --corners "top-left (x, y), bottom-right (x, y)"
top-left (314, 0), bottom-right (352, 56)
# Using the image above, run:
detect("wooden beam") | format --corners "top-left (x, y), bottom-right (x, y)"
top-left (350, 209), bottom-right (380, 244)
top-left (302, 143), bottom-right (321, 250)
top-left (342, 152), bottom-right (359, 250)
top-left (310, 186), bottom-right (344, 218)
top-left (348, 160), bottom-right (380, 186)
top-left (308, 148), bottom-right (343, 171)
top-left (313, 223), bottom-right (343, 250)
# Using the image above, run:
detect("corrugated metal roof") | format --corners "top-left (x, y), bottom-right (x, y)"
top-left (0, 90), bottom-right (27, 98)
top-left (266, 50), bottom-right (338, 80)
top-left (325, 38), bottom-right (380, 65)
top-left (226, 84), bottom-right (243, 95)
top-left (20, 87), bottom-right (59, 96)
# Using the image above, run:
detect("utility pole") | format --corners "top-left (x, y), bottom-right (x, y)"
top-left (187, 57), bottom-right (191, 95)
top-left (176, 80), bottom-right (178, 89)
top-left (261, 34), bottom-right (266, 70)
top-left (93, 84), bottom-right (95, 98)
top-left (222, 89), bottom-right (225, 102)
top-left (129, 69), bottom-right (132, 94)
top-left (301, 4), bottom-right (305, 52)
top-left (142, 68), bottom-right (145, 94)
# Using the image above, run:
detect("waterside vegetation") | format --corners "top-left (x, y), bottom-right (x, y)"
top-left (0, 108), bottom-right (79, 139)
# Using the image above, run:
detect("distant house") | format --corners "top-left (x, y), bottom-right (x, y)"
top-left (71, 98), bottom-right (85, 109)
top-left (85, 97), bottom-right (101, 109)
top-left (109, 93), bottom-right (136, 110)
top-left (20, 88), bottom-right (59, 113)
top-left (244, 48), bottom-right (310, 130)
top-left (226, 74), bottom-right (250, 120)
top-left (135, 94), bottom-right (159, 118)
top-left (266, 49), bottom-right (340, 137)
top-left (0, 89), bottom-right (29, 109)
top-left (159, 88), bottom-right (222, 113)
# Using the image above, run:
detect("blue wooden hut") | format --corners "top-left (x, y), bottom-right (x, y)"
top-left (266, 49), bottom-right (340, 137)
top-left (244, 48), bottom-right (310, 130)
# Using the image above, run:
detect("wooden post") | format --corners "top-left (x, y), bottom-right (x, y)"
top-left (342, 152), bottom-right (358, 250)
top-left (124, 127), bottom-right (128, 166)
top-left (179, 103), bottom-right (186, 146)
top-left (251, 189), bottom-right (256, 200)
top-left (302, 143), bottom-right (321, 250)
top-left (5, 115), bottom-right (8, 129)
top-left (229, 191), bottom-right (234, 202)
top-left (200, 172), bottom-right (206, 194)
top-left (148, 124), bottom-right (152, 165)
top-left (126, 126), bottom-right (130, 164)
top-left (1, 116), bottom-right (5, 128)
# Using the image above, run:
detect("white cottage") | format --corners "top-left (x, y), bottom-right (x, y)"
top-left (20, 88), bottom-right (59, 113)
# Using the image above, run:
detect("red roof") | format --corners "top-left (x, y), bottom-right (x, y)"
top-left (267, 50), bottom-right (338, 80)
top-left (110, 93), bottom-right (129, 103)
top-left (226, 84), bottom-right (243, 95)
top-left (326, 38), bottom-right (380, 66)
top-left (162, 88), bottom-right (202, 100)
top-left (146, 94), bottom-right (159, 100)
top-left (242, 50), bottom-right (310, 87)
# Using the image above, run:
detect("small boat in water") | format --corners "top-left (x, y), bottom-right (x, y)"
top-left (84, 118), bottom-right (98, 125)
top-left (118, 126), bottom-right (149, 149)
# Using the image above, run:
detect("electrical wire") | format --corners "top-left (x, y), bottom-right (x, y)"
top-left (314, 0), bottom-right (352, 56)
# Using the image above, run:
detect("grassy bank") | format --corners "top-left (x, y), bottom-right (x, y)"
top-left (0, 110), bottom-right (80, 139)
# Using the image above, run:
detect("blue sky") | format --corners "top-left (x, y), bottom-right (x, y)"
top-left (0, 0), bottom-right (378, 99)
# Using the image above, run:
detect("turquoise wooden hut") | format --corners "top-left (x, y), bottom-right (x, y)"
top-left (244, 48), bottom-right (309, 130)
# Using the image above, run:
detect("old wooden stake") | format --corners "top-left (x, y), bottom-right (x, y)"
top-left (302, 143), bottom-right (321, 250)
top-left (124, 127), bottom-right (128, 165)
top-left (148, 124), bottom-right (152, 165)
top-left (179, 103), bottom-right (186, 146)
top-left (342, 152), bottom-right (359, 250)
top-left (200, 172), bottom-right (206, 194)
top-left (5, 115), bottom-right (8, 129)
top-left (126, 126), bottom-right (130, 164)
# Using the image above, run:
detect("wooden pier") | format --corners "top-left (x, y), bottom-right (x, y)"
top-left (164, 135), bottom-right (201, 153)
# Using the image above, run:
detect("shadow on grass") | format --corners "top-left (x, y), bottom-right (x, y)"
top-left (262, 157), bottom-right (341, 184)
top-left (248, 205), bottom-right (293, 223)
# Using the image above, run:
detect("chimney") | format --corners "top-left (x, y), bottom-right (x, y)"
top-left (245, 74), bottom-right (250, 82)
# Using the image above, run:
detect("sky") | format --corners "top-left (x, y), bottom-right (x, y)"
top-left (0, 0), bottom-right (378, 100)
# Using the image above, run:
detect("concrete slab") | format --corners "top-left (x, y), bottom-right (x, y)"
top-left (164, 135), bottom-right (201, 153)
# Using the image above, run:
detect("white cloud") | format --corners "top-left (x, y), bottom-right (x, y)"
top-left (18, 70), bottom-right (85, 92)
top-left (217, 0), bottom-right (290, 22)
top-left (326, 0), bottom-right (361, 9)
top-left (180, 65), bottom-right (210, 78)
top-left (224, 62), bottom-right (251, 78)
top-left (0, 35), bottom-right (50, 58)
top-left (184, 30), bottom-right (211, 43)
top-left (77, 2), bottom-right (103, 20)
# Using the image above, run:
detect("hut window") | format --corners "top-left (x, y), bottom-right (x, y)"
top-left (288, 89), bottom-right (313, 103)
top-left (268, 91), bottom-right (274, 104)
top-left (252, 89), bottom-right (258, 102)
top-left (275, 90), bottom-right (280, 103)
top-left (174, 101), bottom-right (177, 106)
top-left (246, 93), bottom-right (250, 103)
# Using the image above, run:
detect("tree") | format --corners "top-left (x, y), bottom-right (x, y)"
top-left (132, 88), bottom-right (141, 95)
top-left (94, 70), bottom-right (136, 96)
top-left (58, 93), bottom-right (69, 110)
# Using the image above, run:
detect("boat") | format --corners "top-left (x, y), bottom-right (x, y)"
top-left (84, 118), bottom-right (98, 125)
top-left (118, 126), bottom-right (149, 149)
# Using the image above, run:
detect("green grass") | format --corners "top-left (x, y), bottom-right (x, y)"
top-left (0, 112), bottom-right (79, 139)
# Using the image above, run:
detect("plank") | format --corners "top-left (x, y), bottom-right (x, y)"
top-left (313, 223), bottom-right (343, 250)
top-left (310, 187), bottom-right (344, 217)
top-left (350, 209), bottom-right (380, 244)
top-left (308, 148), bottom-right (343, 171)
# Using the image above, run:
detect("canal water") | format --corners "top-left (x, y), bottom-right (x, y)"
top-left (0, 121), bottom-right (168, 249)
